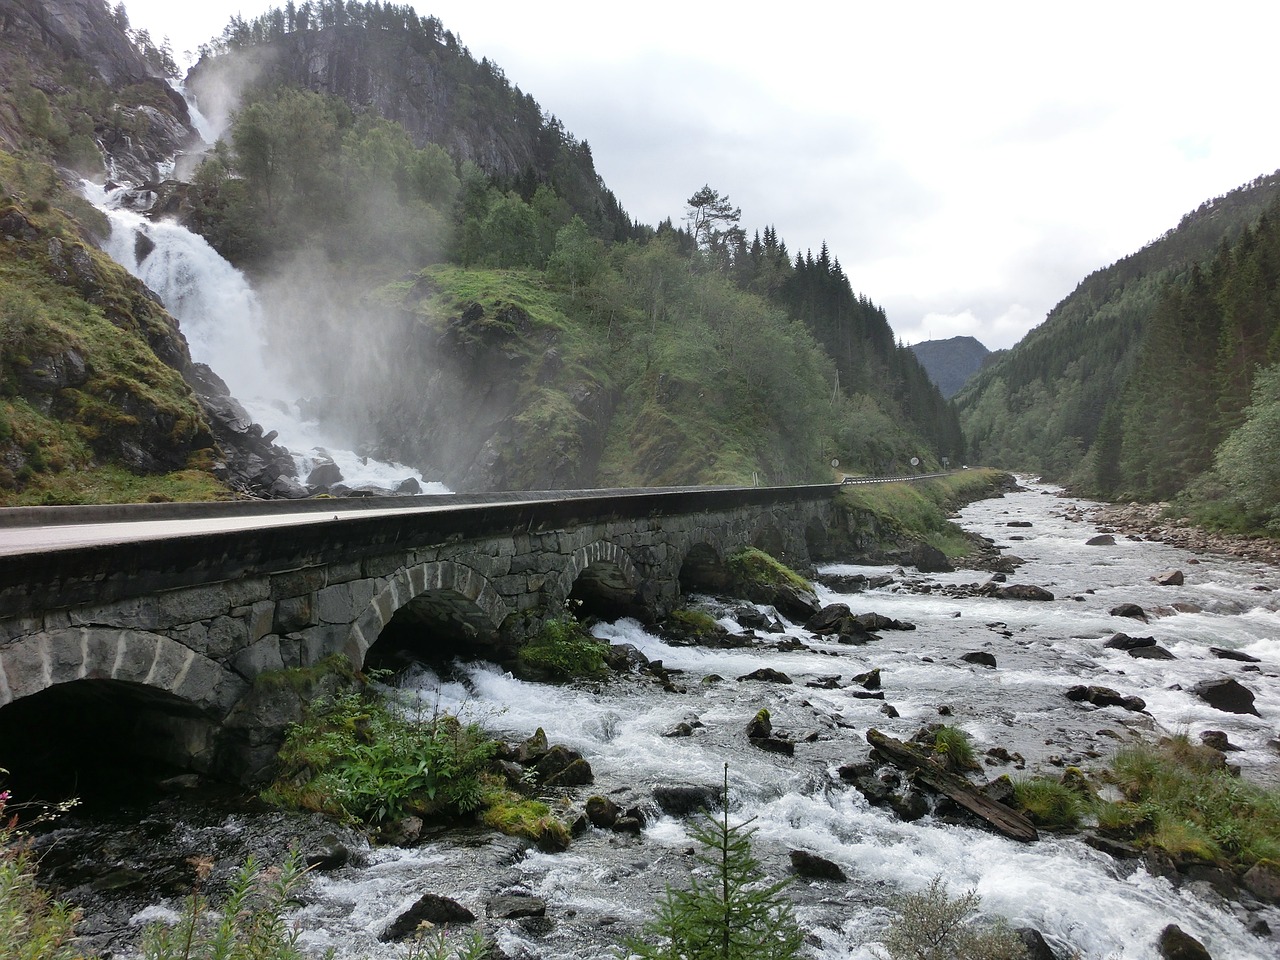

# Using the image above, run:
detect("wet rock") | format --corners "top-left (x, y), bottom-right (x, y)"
top-left (381, 816), bottom-right (423, 846)
top-left (737, 668), bottom-right (793, 684)
top-left (981, 775), bottom-right (1016, 806)
top-left (1157, 924), bottom-right (1211, 960)
top-left (515, 728), bottom-right (549, 764)
top-left (653, 784), bottom-right (720, 816)
top-left (751, 736), bottom-right (795, 756)
top-left (1154, 570), bottom-right (1185, 586)
top-left (535, 745), bottom-right (594, 786)
top-left (1199, 730), bottom-right (1243, 752)
top-left (789, 849), bottom-right (847, 881)
top-left (1105, 633), bottom-right (1156, 650)
top-left (805, 675), bottom-right (842, 690)
top-left (734, 606), bottom-right (773, 630)
top-left (1086, 534), bottom-right (1116, 546)
top-left (1192, 677), bottom-right (1259, 716)
top-left (1209, 647), bottom-right (1261, 663)
top-left (1110, 603), bottom-right (1149, 621)
top-left (746, 708), bottom-right (773, 740)
top-left (1016, 927), bottom-right (1058, 960)
top-left (912, 543), bottom-right (954, 573)
top-left (1242, 861), bottom-right (1280, 904)
top-left (888, 787), bottom-right (930, 822)
top-left (1065, 685), bottom-right (1147, 712)
top-left (806, 603), bottom-right (853, 634)
top-left (605, 643), bottom-right (651, 672)
top-left (961, 651), bottom-right (997, 668)
top-left (857, 612), bottom-right (916, 631)
top-left (664, 721), bottom-right (695, 737)
top-left (382, 893), bottom-right (475, 940)
top-left (880, 703), bottom-right (900, 718)
top-left (994, 584), bottom-right (1054, 601)
top-left (1129, 645), bottom-right (1176, 660)
top-left (395, 476), bottom-right (422, 494)
top-left (585, 795), bottom-right (620, 829)
top-left (487, 895), bottom-right (547, 919)
top-left (304, 834), bottom-right (355, 871)
top-left (852, 668), bottom-right (881, 690)
top-left (306, 458), bottom-right (343, 489)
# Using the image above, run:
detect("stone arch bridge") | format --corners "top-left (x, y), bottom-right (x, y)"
top-left (0, 484), bottom-right (866, 785)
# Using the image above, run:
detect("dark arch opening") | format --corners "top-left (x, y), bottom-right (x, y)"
top-left (0, 680), bottom-right (213, 809)
top-left (364, 590), bottom-right (500, 673)
top-left (805, 518), bottom-right (831, 562)
top-left (678, 543), bottom-right (732, 595)
top-left (568, 561), bottom-right (644, 622)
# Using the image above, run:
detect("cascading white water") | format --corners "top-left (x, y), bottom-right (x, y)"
top-left (83, 183), bottom-right (442, 493)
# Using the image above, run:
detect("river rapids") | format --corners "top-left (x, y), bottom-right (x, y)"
top-left (28, 481), bottom-right (1280, 959)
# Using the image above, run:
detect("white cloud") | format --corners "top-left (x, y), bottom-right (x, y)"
top-left (118, 0), bottom-right (1280, 353)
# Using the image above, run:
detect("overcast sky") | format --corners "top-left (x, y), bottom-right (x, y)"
top-left (120, 0), bottom-right (1280, 351)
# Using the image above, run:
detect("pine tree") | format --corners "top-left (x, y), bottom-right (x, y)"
top-left (628, 766), bottom-right (803, 960)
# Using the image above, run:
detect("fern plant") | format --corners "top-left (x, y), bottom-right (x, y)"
top-left (627, 766), bottom-right (803, 960)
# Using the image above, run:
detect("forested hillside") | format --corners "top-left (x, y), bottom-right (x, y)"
top-left (958, 172), bottom-right (1280, 473)
top-left (958, 171), bottom-right (1280, 530)
top-left (0, 0), bottom-right (963, 502)
top-left (171, 1), bottom-right (963, 489)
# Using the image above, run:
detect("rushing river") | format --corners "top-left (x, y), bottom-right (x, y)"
top-left (32, 481), bottom-right (1280, 959)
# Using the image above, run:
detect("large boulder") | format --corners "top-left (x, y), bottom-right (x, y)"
top-left (1192, 678), bottom-right (1260, 716)
top-left (381, 893), bottom-right (474, 941)
top-left (1156, 924), bottom-right (1211, 960)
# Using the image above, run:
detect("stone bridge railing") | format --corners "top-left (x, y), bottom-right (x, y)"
top-left (0, 483), bottom-right (860, 782)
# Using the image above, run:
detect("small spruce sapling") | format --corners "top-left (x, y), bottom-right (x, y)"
top-left (627, 764), bottom-right (803, 960)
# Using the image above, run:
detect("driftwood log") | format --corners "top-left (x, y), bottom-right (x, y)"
top-left (865, 728), bottom-right (1039, 842)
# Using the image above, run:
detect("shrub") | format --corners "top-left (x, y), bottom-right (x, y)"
top-left (880, 876), bottom-right (1028, 960)
top-left (140, 851), bottom-right (307, 960)
top-left (516, 612), bottom-right (608, 680)
top-left (263, 691), bottom-right (496, 825)
top-left (0, 789), bottom-right (85, 960)
top-left (1012, 777), bottom-right (1084, 829)
top-left (627, 766), bottom-right (803, 960)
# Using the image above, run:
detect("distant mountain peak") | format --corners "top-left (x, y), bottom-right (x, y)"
top-left (909, 336), bottom-right (991, 398)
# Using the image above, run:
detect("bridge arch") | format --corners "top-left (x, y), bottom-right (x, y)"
top-left (0, 629), bottom-right (247, 797)
top-left (548, 539), bottom-right (643, 621)
top-left (677, 535), bottom-right (733, 595)
top-left (345, 560), bottom-right (509, 670)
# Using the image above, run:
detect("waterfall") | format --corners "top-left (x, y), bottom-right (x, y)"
top-left (83, 181), bottom-right (445, 495)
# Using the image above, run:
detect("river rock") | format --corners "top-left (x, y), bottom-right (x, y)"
top-left (961, 651), bottom-right (997, 667)
top-left (1192, 677), bottom-right (1259, 715)
top-left (605, 643), bottom-right (651, 672)
top-left (535, 745), bottom-right (594, 786)
top-left (306, 458), bottom-right (343, 489)
top-left (746, 708), bottom-right (773, 739)
top-left (1015, 928), bottom-right (1057, 960)
top-left (1199, 730), bottom-right (1243, 752)
top-left (806, 603), bottom-right (853, 634)
top-left (381, 893), bottom-right (475, 940)
top-left (735, 606), bottom-right (773, 630)
top-left (1129, 645), bottom-right (1176, 660)
top-left (304, 833), bottom-right (357, 871)
top-left (1242, 860), bottom-right (1280, 903)
top-left (856, 612), bottom-right (916, 631)
top-left (994, 584), bottom-right (1054, 601)
top-left (1065, 685), bottom-right (1146, 712)
top-left (585, 795), bottom-right (620, 828)
top-left (1157, 924), bottom-right (1212, 960)
top-left (487, 895), bottom-right (547, 919)
top-left (853, 667), bottom-right (881, 689)
top-left (1209, 647), bottom-right (1261, 663)
top-left (789, 849), bottom-right (847, 881)
top-left (1153, 570), bottom-right (1185, 586)
top-left (1110, 603), bottom-right (1149, 621)
top-left (1086, 534), bottom-right (1116, 546)
top-left (653, 784), bottom-right (720, 816)
top-left (912, 543), bottom-right (954, 573)
top-left (1105, 633), bottom-right (1156, 650)
top-left (738, 667), bottom-right (793, 684)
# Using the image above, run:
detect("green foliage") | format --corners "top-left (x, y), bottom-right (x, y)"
top-left (405, 929), bottom-right (492, 960)
top-left (837, 471), bottom-right (1004, 559)
top-left (726, 548), bottom-right (811, 593)
top-left (476, 784), bottom-right (571, 850)
top-left (880, 876), bottom-right (1028, 960)
top-left (1211, 361), bottom-right (1280, 528)
top-left (0, 791), bottom-right (84, 960)
top-left (1012, 777), bottom-right (1084, 829)
top-left (517, 613), bottom-right (608, 680)
top-left (140, 851), bottom-right (308, 960)
top-left (263, 691), bottom-right (497, 825)
top-left (627, 767), bottom-right (803, 960)
top-left (1101, 735), bottom-right (1280, 868)
top-left (930, 726), bottom-right (978, 773)
top-left (668, 608), bottom-right (724, 639)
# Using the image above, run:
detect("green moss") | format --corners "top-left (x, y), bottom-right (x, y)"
top-left (669, 608), bottom-right (723, 638)
top-left (478, 783), bottom-right (571, 851)
top-left (726, 547), bottom-right (811, 593)
top-left (253, 654), bottom-right (358, 693)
